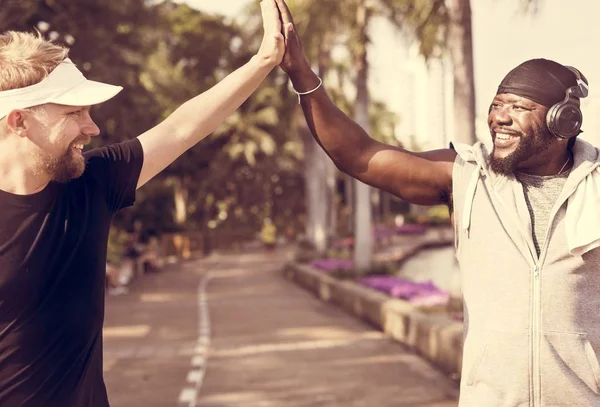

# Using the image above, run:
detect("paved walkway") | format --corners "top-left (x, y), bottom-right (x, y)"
top-left (103, 247), bottom-right (459, 407)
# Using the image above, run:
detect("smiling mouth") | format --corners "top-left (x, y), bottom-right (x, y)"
top-left (495, 133), bottom-right (519, 140)
top-left (71, 143), bottom-right (85, 154)
top-left (492, 131), bottom-right (521, 150)
top-left (71, 136), bottom-right (90, 152)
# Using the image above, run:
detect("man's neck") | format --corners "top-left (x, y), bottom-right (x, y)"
top-left (0, 142), bottom-right (50, 195)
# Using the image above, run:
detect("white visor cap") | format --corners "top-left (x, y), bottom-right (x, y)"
top-left (0, 58), bottom-right (122, 119)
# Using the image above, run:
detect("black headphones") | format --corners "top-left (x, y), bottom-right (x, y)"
top-left (546, 66), bottom-right (589, 139)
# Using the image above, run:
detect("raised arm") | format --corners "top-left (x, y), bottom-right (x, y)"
top-left (135, 0), bottom-right (284, 189)
top-left (275, 0), bottom-right (456, 206)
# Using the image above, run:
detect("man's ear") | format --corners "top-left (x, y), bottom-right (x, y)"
top-left (5, 109), bottom-right (29, 137)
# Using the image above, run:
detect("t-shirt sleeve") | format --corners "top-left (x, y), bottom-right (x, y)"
top-left (83, 138), bottom-right (144, 213)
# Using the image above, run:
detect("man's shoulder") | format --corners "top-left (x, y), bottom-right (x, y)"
top-left (83, 138), bottom-right (143, 162)
top-left (450, 141), bottom-right (489, 165)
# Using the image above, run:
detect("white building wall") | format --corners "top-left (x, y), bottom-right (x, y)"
top-left (368, 17), bottom-right (454, 152)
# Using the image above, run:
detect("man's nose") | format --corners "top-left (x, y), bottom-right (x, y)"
top-left (81, 113), bottom-right (100, 137)
top-left (489, 106), bottom-right (512, 126)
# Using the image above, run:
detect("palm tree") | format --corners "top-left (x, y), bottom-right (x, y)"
top-left (214, 86), bottom-right (280, 166)
top-left (447, 0), bottom-right (476, 145)
top-left (349, 0), bottom-right (374, 271)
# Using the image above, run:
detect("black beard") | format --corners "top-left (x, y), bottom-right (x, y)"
top-left (489, 127), bottom-right (554, 175)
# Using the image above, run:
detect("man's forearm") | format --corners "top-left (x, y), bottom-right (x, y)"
top-left (164, 55), bottom-right (275, 148)
top-left (136, 0), bottom-right (284, 189)
top-left (289, 69), bottom-right (375, 175)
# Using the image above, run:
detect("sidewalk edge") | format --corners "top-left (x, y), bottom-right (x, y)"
top-left (282, 262), bottom-right (463, 378)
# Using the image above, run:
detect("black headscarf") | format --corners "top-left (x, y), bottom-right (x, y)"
top-left (496, 58), bottom-right (577, 107)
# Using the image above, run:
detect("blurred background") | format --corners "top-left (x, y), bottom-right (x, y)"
top-left (2, 0), bottom-right (598, 300)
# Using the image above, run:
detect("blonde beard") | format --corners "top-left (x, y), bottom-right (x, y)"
top-left (32, 147), bottom-right (85, 183)
top-left (30, 109), bottom-right (86, 183)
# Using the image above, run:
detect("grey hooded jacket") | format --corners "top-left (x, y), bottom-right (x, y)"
top-left (452, 139), bottom-right (600, 407)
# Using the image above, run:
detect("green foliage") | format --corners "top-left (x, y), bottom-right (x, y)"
top-left (370, 100), bottom-right (401, 145)
top-left (404, 204), bottom-right (451, 225)
top-left (144, 2), bottom-right (240, 119)
top-left (0, 0), bottom-right (38, 29)
top-left (214, 86), bottom-right (282, 166)
top-left (283, 0), bottom-right (349, 64)
top-left (381, 0), bottom-right (448, 60)
top-left (107, 227), bottom-right (129, 265)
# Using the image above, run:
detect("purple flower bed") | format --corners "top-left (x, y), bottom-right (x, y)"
top-left (358, 275), bottom-right (449, 306)
top-left (310, 258), bottom-right (354, 273)
top-left (374, 226), bottom-right (395, 239)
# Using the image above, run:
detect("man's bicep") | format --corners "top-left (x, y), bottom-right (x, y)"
top-left (357, 146), bottom-right (456, 205)
top-left (136, 123), bottom-right (190, 189)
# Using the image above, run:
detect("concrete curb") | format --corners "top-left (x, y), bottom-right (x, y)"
top-left (282, 261), bottom-right (464, 378)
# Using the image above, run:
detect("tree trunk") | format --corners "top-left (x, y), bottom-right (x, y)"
top-left (172, 176), bottom-right (189, 226)
top-left (298, 31), bottom-right (336, 254)
top-left (327, 163), bottom-right (338, 239)
top-left (352, 0), bottom-right (373, 272)
top-left (345, 173), bottom-right (354, 235)
top-left (382, 191), bottom-right (392, 222)
top-left (447, 0), bottom-right (477, 145)
top-left (318, 36), bottom-right (338, 249)
top-left (300, 119), bottom-right (328, 253)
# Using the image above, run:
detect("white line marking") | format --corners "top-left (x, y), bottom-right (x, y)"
top-left (178, 388), bottom-right (197, 404)
top-left (187, 369), bottom-right (205, 384)
top-left (191, 355), bottom-right (205, 367)
top-left (178, 268), bottom-right (213, 407)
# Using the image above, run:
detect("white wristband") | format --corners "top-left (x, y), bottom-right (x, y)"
top-left (292, 76), bottom-right (323, 104)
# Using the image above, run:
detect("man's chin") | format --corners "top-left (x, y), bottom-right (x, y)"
top-left (491, 144), bottom-right (516, 159)
top-left (489, 152), bottom-right (516, 175)
top-left (50, 157), bottom-right (85, 183)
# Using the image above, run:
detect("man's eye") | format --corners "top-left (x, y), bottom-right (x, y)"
top-left (489, 103), bottom-right (501, 113)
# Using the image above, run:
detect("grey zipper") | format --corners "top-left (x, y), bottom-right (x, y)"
top-left (530, 184), bottom-right (577, 406)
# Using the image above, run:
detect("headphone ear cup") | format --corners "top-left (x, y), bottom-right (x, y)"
top-left (545, 65), bottom-right (588, 139)
top-left (546, 103), bottom-right (561, 137)
top-left (546, 102), bottom-right (582, 139)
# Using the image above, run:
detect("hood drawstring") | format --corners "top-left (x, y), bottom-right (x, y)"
top-left (462, 162), bottom-right (482, 239)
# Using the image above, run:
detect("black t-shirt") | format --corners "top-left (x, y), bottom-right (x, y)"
top-left (0, 138), bottom-right (144, 406)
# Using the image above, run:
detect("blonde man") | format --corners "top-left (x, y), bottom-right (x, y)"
top-left (0, 1), bottom-right (284, 405)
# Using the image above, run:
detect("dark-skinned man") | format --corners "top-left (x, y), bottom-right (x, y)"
top-left (274, 0), bottom-right (599, 405)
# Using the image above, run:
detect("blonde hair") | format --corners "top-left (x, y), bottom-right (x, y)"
top-left (0, 31), bottom-right (68, 136)
top-left (0, 31), bottom-right (69, 92)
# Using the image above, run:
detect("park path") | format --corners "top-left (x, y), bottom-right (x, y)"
top-left (103, 246), bottom-right (459, 406)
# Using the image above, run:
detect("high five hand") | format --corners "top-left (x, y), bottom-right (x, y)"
top-left (256, 0), bottom-right (286, 68)
top-left (274, 0), bottom-right (311, 74)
